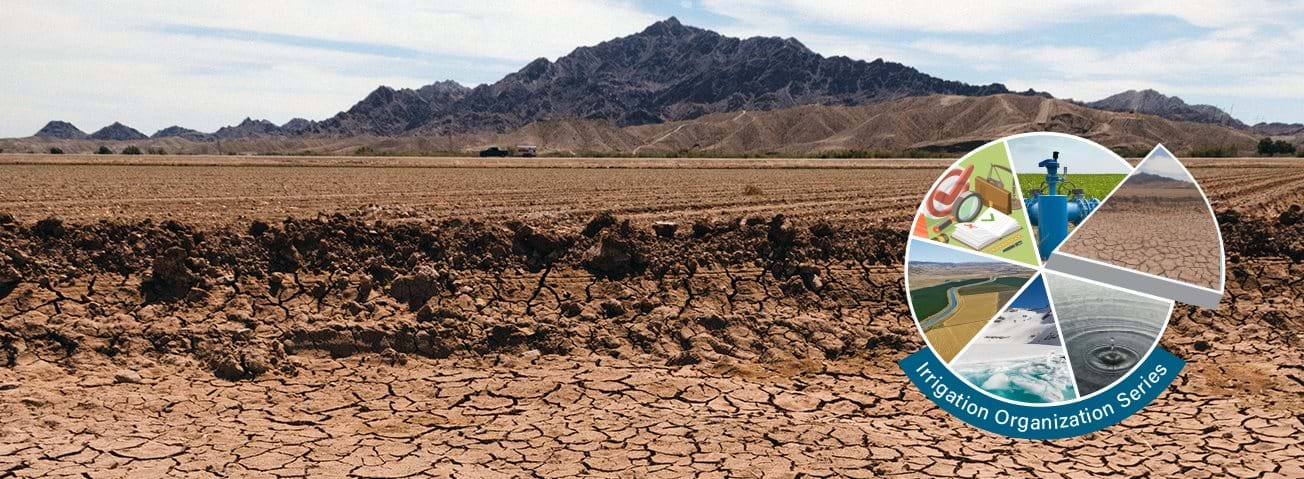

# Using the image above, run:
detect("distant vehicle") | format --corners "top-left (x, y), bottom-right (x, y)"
top-left (517, 145), bottom-right (538, 157)
top-left (479, 146), bottom-right (510, 157)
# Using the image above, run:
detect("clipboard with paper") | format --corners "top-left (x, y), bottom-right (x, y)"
top-left (951, 209), bottom-right (1020, 250)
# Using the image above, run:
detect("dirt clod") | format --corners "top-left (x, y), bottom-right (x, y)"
top-left (143, 246), bottom-right (196, 300)
top-left (113, 370), bottom-right (143, 384)
top-left (768, 215), bottom-right (797, 248)
top-left (249, 220), bottom-right (271, 237)
top-left (600, 299), bottom-right (627, 317)
top-left (211, 354), bottom-right (245, 380)
top-left (416, 302), bottom-right (463, 322)
top-left (584, 235), bottom-right (639, 279)
top-left (0, 265), bottom-right (20, 299)
top-left (512, 223), bottom-right (574, 267)
top-left (1278, 204), bottom-right (1302, 226)
top-left (32, 216), bottom-right (65, 238)
top-left (582, 211), bottom-right (618, 237)
top-left (691, 220), bottom-right (714, 238)
top-left (652, 221), bottom-right (679, 238)
top-left (389, 266), bottom-right (443, 309)
top-left (241, 350), bottom-right (274, 376)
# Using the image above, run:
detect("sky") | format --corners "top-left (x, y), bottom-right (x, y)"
top-left (1136, 146), bottom-right (1195, 181)
top-left (1009, 276), bottom-right (1049, 310)
top-left (908, 238), bottom-right (1005, 264)
top-left (1006, 135), bottom-right (1134, 174)
top-left (3, 1), bottom-right (1303, 137)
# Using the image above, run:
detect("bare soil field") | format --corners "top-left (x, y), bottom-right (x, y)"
top-left (1186, 158), bottom-right (1304, 218)
top-left (0, 156), bottom-right (1300, 477)
top-left (0, 155), bottom-right (940, 226)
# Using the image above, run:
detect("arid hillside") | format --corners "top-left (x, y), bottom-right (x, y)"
top-left (1, 94), bottom-right (1264, 157)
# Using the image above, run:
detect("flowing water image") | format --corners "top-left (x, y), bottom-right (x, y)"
top-left (1046, 272), bottom-right (1171, 396)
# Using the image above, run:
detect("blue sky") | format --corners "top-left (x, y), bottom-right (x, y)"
top-left (1009, 276), bottom-right (1050, 310)
top-left (1006, 135), bottom-right (1133, 174)
top-left (3, 1), bottom-right (1303, 137)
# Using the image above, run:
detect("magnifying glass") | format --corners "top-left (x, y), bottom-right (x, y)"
top-left (932, 191), bottom-right (984, 233)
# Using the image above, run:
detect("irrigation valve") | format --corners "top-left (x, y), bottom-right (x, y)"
top-left (1024, 151), bottom-right (1101, 259)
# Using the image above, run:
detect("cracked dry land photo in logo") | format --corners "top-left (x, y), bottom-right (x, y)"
top-left (1057, 148), bottom-right (1221, 287)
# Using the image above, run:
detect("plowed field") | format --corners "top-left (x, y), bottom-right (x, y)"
top-left (0, 155), bottom-right (1300, 477)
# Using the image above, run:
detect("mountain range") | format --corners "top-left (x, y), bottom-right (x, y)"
top-left (1128, 171), bottom-right (1194, 186)
top-left (1249, 122), bottom-right (1304, 136)
top-left (309, 18), bottom-right (1041, 137)
top-left (9, 17), bottom-right (1299, 156)
top-left (1085, 89), bottom-right (1244, 128)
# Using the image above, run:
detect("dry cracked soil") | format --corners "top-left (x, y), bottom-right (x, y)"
top-left (1062, 184), bottom-right (1222, 289)
top-left (0, 159), bottom-right (1300, 478)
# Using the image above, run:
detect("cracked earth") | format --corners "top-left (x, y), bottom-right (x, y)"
top-left (1061, 182), bottom-right (1222, 289)
top-left (0, 160), bottom-right (1301, 477)
top-left (2, 348), bottom-right (1300, 478)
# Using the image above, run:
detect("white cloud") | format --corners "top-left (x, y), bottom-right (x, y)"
top-left (3, 0), bottom-right (1303, 137)
top-left (915, 26), bottom-right (1304, 101)
top-left (0, 1), bottom-right (662, 137)
top-left (112, 1), bottom-right (660, 63)
top-left (701, 0), bottom-right (1304, 115)
top-left (701, 0), bottom-right (1304, 33)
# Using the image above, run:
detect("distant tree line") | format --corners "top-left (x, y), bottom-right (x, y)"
top-left (1185, 145), bottom-right (1238, 157)
top-left (1257, 137), bottom-right (1298, 156)
top-left (92, 145), bottom-right (167, 155)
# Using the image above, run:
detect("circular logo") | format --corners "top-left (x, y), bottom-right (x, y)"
top-left (900, 133), bottom-right (1223, 438)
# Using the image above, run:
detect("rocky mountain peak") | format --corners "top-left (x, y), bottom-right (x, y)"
top-left (640, 16), bottom-right (689, 37)
top-left (213, 118), bottom-right (282, 139)
top-left (48, 18), bottom-right (1042, 140)
top-left (360, 86), bottom-right (397, 106)
top-left (34, 120), bottom-right (87, 139)
top-left (417, 80), bottom-right (471, 97)
top-left (152, 125), bottom-right (214, 141)
top-left (238, 117), bottom-right (276, 128)
top-left (394, 17), bottom-right (1030, 135)
top-left (1250, 122), bottom-right (1304, 137)
top-left (312, 80), bottom-right (472, 136)
top-left (1088, 89), bottom-right (1245, 128)
top-left (89, 122), bottom-right (148, 141)
top-left (280, 118), bottom-right (316, 133)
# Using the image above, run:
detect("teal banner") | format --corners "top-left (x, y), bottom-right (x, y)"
top-left (899, 347), bottom-right (1184, 439)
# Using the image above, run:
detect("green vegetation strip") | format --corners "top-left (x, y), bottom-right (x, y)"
top-left (956, 275), bottom-right (1030, 295)
top-left (1018, 174), bottom-right (1127, 202)
top-left (909, 277), bottom-right (988, 321)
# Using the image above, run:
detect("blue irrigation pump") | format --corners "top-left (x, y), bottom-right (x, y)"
top-left (1024, 151), bottom-right (1101, 259)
